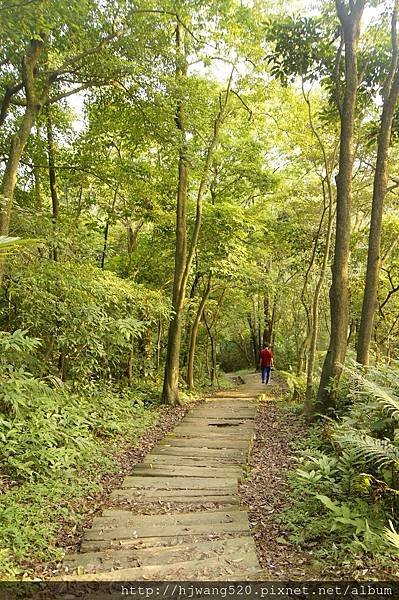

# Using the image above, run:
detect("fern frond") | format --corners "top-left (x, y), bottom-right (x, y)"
top-left (359, 377), bottom-right (399, 421)
top-left (343, 366), bottom-right (399, 421)
top-left (384, 522), bottom-right (399, 551)
top-left (334, 429), bottom-right (399, 468)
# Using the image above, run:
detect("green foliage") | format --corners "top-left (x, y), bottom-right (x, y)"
top-left (280, 365), bottom-right (399, 567)
top-left (280, 369), bottom-right (307, 401)
top-left (265, 15), bottom-right (335, 84)
top-left (3, 261), bottom-right (168, 382)
top-left (0, 329), bottom-right (159, 576)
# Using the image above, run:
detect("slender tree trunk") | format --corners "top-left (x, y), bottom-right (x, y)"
top-left (182, 271), bottom-right (202, 367)
top-left (126, 219), bottom-right (144, 274)
top-left (127, 335), bottom-right (134, 384)
top-left (305, 180), bottom-right (335, 415)
top-left (101, 188), bottom-right (118, 269)
top-left (248, 315), bottom-right (259, 370)
top-left (186, 274), bottom-right (212, 389)
top-left (204, 310), bottom-right (217, 386)
top-left (161, 21), bottom-right (189, 405)
top-left (156, 317), bottom-right (163, 371)
top-left (357, 1), bottom-right (399, 365)
top-left (317, 0), bottom-right (365, 412)
top-left (0, 39), bottom-right (46, 237)
top-left (45, 106), bottom-right (60, 261)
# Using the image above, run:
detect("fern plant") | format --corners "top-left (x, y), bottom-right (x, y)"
top-left (384, 522), bottom-right (399, 552)
top-left (334, 428), bottom-right (399, 469)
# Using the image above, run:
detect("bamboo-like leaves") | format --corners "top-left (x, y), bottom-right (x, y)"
top-left (0, 236), bottom-right (39, 255)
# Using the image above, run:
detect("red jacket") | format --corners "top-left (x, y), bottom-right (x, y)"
top-left (260, 347), bottom-right (273, 367)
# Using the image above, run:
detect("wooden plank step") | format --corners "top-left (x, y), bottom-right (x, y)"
top-left (79, 530), bottom-right (248, 553)
top-left (184, 418), bottom-right (253, 425)
top-left (148, 446), bottom-right (246, 458)
top-left (64, 536), bottom-right (256, 574)
top-left (179, 423), bottom-right (253, 430)
top-left (121, 476), bottom-right (237, 489)
top-left (111, 490), bottom-right (239, 505)
top-left (143, 455), bottom-right (245, 467)
top-left (159, 437), bottom-right (248, 448)
top-left (90, 510), bottom-right (247, 530)
top-left (62, 548), bottom-right (260, 580)
top-left (131, 465), bottom-right (242, 478)
top-left (211, 392), bottom-right (257, 398)
top-left (83, 515), bottom-right (249, 541)
top-left (170, 428), bottom-right (253, 439)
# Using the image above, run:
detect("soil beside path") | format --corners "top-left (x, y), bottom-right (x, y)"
top-left (239, 372), bottom-right (312, 578)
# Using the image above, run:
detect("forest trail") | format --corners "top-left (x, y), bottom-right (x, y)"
top-left (61, 375), bottom-right (266, 581)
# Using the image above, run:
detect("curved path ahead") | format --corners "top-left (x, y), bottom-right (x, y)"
top-left (64, 374), bottom-right (266, 581)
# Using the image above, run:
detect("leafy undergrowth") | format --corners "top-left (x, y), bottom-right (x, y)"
top-left (0, 382), bottom-right (163, 580)
top-left (242, 370), bottom-right (399, 580)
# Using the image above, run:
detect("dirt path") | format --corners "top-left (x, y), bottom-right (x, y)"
top-left (61, 376), bottom-right (267, 581)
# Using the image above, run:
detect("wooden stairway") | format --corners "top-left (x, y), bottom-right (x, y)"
top-left (62, 381), bottom-right (265, 581)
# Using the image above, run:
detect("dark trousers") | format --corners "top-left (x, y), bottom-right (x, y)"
top-left (261, 365), bottom-right (271, 383)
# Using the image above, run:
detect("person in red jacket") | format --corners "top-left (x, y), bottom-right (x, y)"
top-left (259, 344), bottom-right (273, 384)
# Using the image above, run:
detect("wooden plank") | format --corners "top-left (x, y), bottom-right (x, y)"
top-left (143, 455), bottom-right (245, 467)
top-left (151, 446), bottom-right (246, 457)
top-left (91, 510), bottom-right (248, 531)
top-left (183, 418), bottom-right (254, 425)
top-left (112, 486), bottom-right (238, 497)
top-left (131, 465), bottom-right (242, 478)
top-left (111, 488), bottom-right (238, 501)
top-left (160, 437), bottom-right (249, 448)
top-left (170, 429), bottom-right (252, 440)
top-left (176, 423), bottom-right (253, 432)
top-left (79, 531), bottom-right (248, 553)
top-left (84, 517), bottom-right (250, 541)
top-left (121, 476), bottom-right (237, 489)
top-left (62, 550), bottom-right (261, 581)
top-left (64, 536), bottom-right (256, 573)
top-left (211, 392), bottom-right (257, 398)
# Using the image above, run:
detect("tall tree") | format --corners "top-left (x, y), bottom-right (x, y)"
top-left (316, 0), bottom-right (365, 411)
top-left (0, 0), bottom-right (122, 247)
top-left (357, 0), bottom-right (399, 365)
top-left (161, 22), bottom-right (233, 404)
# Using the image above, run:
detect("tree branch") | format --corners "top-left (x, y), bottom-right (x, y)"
top-left (0, 82), bottom-right (23, 127)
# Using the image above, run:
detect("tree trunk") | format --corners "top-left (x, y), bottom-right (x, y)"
top-left (316, 0), bottom-right (365, 412)
top-left (162, 23), bottom-right (232, 404)
top-left (101, 188), bottom-right (118, 269)
top-left (1, 107), bottom-right (40, 236)
top-left (0, 39), bottom-right (46, 237)
top-left (182, 271), bottom-right (202, 367)
top-left (305, 180), bottom-right (335, 415)
top-left (248, 315), bottom-right (259, 370)
top-left (186, 274), bottom-right (212, 389)
top-left (156, 317), bottom-right (163, 371)
top-left (126, 219), bottom-right (144, 274)
top-left (127, 335), bottom-right (134, 384)
top-left (45, 106), bottom-right (60, 261)
top-left (357, 1), bottom-right (399, 365)
top-left (204, 310), bottom-right (217, 386)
